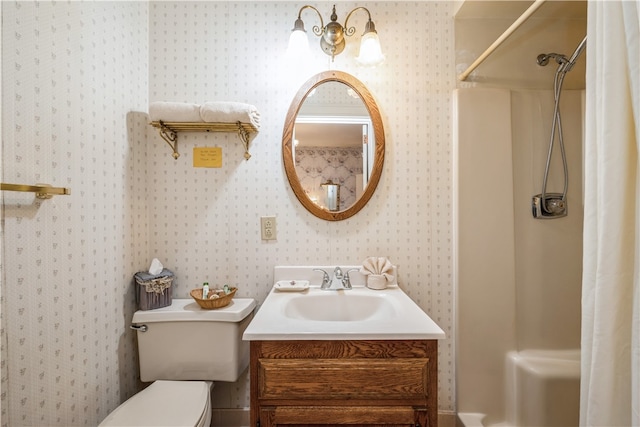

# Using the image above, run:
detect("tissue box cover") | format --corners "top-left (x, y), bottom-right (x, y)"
top-left (134, 269), bottom-right (174, 310)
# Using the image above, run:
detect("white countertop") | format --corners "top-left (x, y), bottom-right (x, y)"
top-left (243, 266), bottom-right (445, 341)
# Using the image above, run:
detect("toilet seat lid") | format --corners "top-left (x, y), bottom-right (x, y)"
top-left (99, 380), bottom-right (209, 426)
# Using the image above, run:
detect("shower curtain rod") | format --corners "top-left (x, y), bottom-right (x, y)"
top-left (458, 0), bottom-right (547, 81)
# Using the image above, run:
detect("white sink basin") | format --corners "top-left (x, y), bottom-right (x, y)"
top-left (284, 292), bottom-right (396, 321)
top-left (243, 266), bottom-right (446, 341)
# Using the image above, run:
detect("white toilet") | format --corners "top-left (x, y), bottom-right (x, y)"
top-left (99, 298), bottom-right (256, 427)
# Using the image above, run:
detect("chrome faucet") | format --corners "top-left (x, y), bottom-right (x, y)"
top-left (331, 266), bottom-right (346, 289)
top-left (314, 267), bottom-right (355, 290)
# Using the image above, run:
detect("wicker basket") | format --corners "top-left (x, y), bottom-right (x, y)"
top-left (190, 287), bottom-right (237, 309)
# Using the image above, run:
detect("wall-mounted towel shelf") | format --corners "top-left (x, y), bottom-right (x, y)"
top-left (150, 120), bottom-right (258, 160)
top-left (1, 183), bottom-right (71, 199)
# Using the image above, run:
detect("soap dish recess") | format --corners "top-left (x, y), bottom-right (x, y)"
top-left (190, 287), bottom-right (237, 309)
top-left (274, 280), bottom-right (309, 292)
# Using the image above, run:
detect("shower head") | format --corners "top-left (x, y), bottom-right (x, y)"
top-left (563, 36), bottom-right (587, 72)
top-left (537, 36), bottom-right (587, 72)
top-left (536, 54), bottom-right (550, 66)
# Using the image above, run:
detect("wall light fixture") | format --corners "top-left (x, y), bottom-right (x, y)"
top-left (287, 4), bottom-right (385, 66)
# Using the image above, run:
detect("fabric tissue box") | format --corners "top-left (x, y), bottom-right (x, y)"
top-left (134, 269), bottom-right (174, 310)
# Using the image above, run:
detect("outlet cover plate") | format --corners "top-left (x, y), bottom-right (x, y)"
top-left (261, 216), bottom-right (277, 240)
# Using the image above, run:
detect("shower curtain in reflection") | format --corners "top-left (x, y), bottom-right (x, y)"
top-left (581, 1), bottom-right (639, 426)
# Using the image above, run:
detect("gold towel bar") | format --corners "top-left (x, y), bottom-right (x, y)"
top-left (1, 183), bottom-right (71, 199)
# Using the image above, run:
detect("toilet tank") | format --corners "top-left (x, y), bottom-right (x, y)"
top-left (131, 298), bottom-right (256, 382)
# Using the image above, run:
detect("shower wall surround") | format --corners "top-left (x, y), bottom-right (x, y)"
top-left (2, 2), bottom-right (455, 425)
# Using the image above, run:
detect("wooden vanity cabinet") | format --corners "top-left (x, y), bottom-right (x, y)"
top-left (249, 340), bottom-right (438, 427)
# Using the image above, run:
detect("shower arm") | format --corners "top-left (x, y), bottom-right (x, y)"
top-left (563, 36), bottom-right (587, 73)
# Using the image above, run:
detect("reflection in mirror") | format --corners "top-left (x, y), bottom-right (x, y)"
top-left (293, 83), bottom-right (374, 211)
top-left (322, 180), bottom-right (340, 211)
top-left (283, 71), bottom-right (384, 221)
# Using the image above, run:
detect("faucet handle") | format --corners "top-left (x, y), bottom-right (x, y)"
top-left (343, 268), bottom-right (358, 289)
top-left (313, 268), bottom-right (331, 288)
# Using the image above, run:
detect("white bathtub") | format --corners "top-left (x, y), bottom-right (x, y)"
top-left (458, 350), bottom-right (580, 427)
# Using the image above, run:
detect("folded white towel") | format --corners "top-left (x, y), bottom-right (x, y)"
top-left (149, 101), bottom-right (203, 122)
top-left (200, 101), bottom-right (261, 130)
top-left (360, 257), bottom-right (396, 283)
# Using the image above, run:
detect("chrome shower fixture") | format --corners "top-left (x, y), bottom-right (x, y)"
top-left (537, 36), bottom-right (587, 72)
top-left (532, 193), bottom-right (567, 219)
top-left (536, 52), bottom-right (568, 67)
top-left (532, 36), bottom-right (586, 220)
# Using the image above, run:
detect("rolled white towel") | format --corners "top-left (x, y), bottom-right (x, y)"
top-left (149, 101), bottom-right (203, 122)
top-left (200, 101), bottom-right (260, 130)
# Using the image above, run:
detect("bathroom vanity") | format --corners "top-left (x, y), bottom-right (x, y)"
top-left (250, 339), bottom-right (437, 427)
top-left (243, 267), bottom-right (445, 427)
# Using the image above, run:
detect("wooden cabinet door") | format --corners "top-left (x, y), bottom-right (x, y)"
top-left (250, 340), bottom-right (438, 427)
top-left (259, 406), bottom-right (429, 427)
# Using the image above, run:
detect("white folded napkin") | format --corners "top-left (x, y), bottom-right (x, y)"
top-left (359, 257), bottom-right (395, 282)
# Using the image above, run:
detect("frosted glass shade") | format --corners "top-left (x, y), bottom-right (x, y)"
top-left (287, 30), bottom-right (310, 58)
top-left (356, 32), bottom-right (385, 67)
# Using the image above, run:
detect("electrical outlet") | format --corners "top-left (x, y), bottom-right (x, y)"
top-left (260, 216), bottom-right (277, 240)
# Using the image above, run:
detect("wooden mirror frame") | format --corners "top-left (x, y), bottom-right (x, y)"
top-left (282, 71), bottom-right (385, 221)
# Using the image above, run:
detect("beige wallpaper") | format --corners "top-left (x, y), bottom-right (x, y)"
top-left (147, 0), bottom-right (455, 413)
top-left (2, 1), bottom-right (456, 425)
top-left (1, 2), bottom-right (149, 426)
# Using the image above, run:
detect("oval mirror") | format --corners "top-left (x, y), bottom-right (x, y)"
top-left (283, 71), bottom-right (385, 221)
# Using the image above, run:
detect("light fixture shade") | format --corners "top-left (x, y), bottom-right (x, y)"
top-left (287, 29), bottom-right (310, 59)
top-left (356, 31), bottom-right (385, 67)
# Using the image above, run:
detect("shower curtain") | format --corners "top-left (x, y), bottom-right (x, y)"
top-left (581, 1), bottom-right (640, 426)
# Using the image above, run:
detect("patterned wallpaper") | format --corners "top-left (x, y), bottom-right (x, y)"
top-left (2, 1), bottom-right (455, 425)
top-left (295, 146), bottom-right (362, 210)
top-left (1, 2), bottom-right (149, 426)
top-left (147, 1), bottom-right (455, 414)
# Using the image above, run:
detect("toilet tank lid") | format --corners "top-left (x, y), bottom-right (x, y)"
top-left (132, 298), bottom-right (256, 323)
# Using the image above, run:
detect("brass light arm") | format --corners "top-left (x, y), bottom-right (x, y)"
top-left (295, 5), bottom-right (324, 37)
top-left (343, 6), bottom-right (373, 38)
